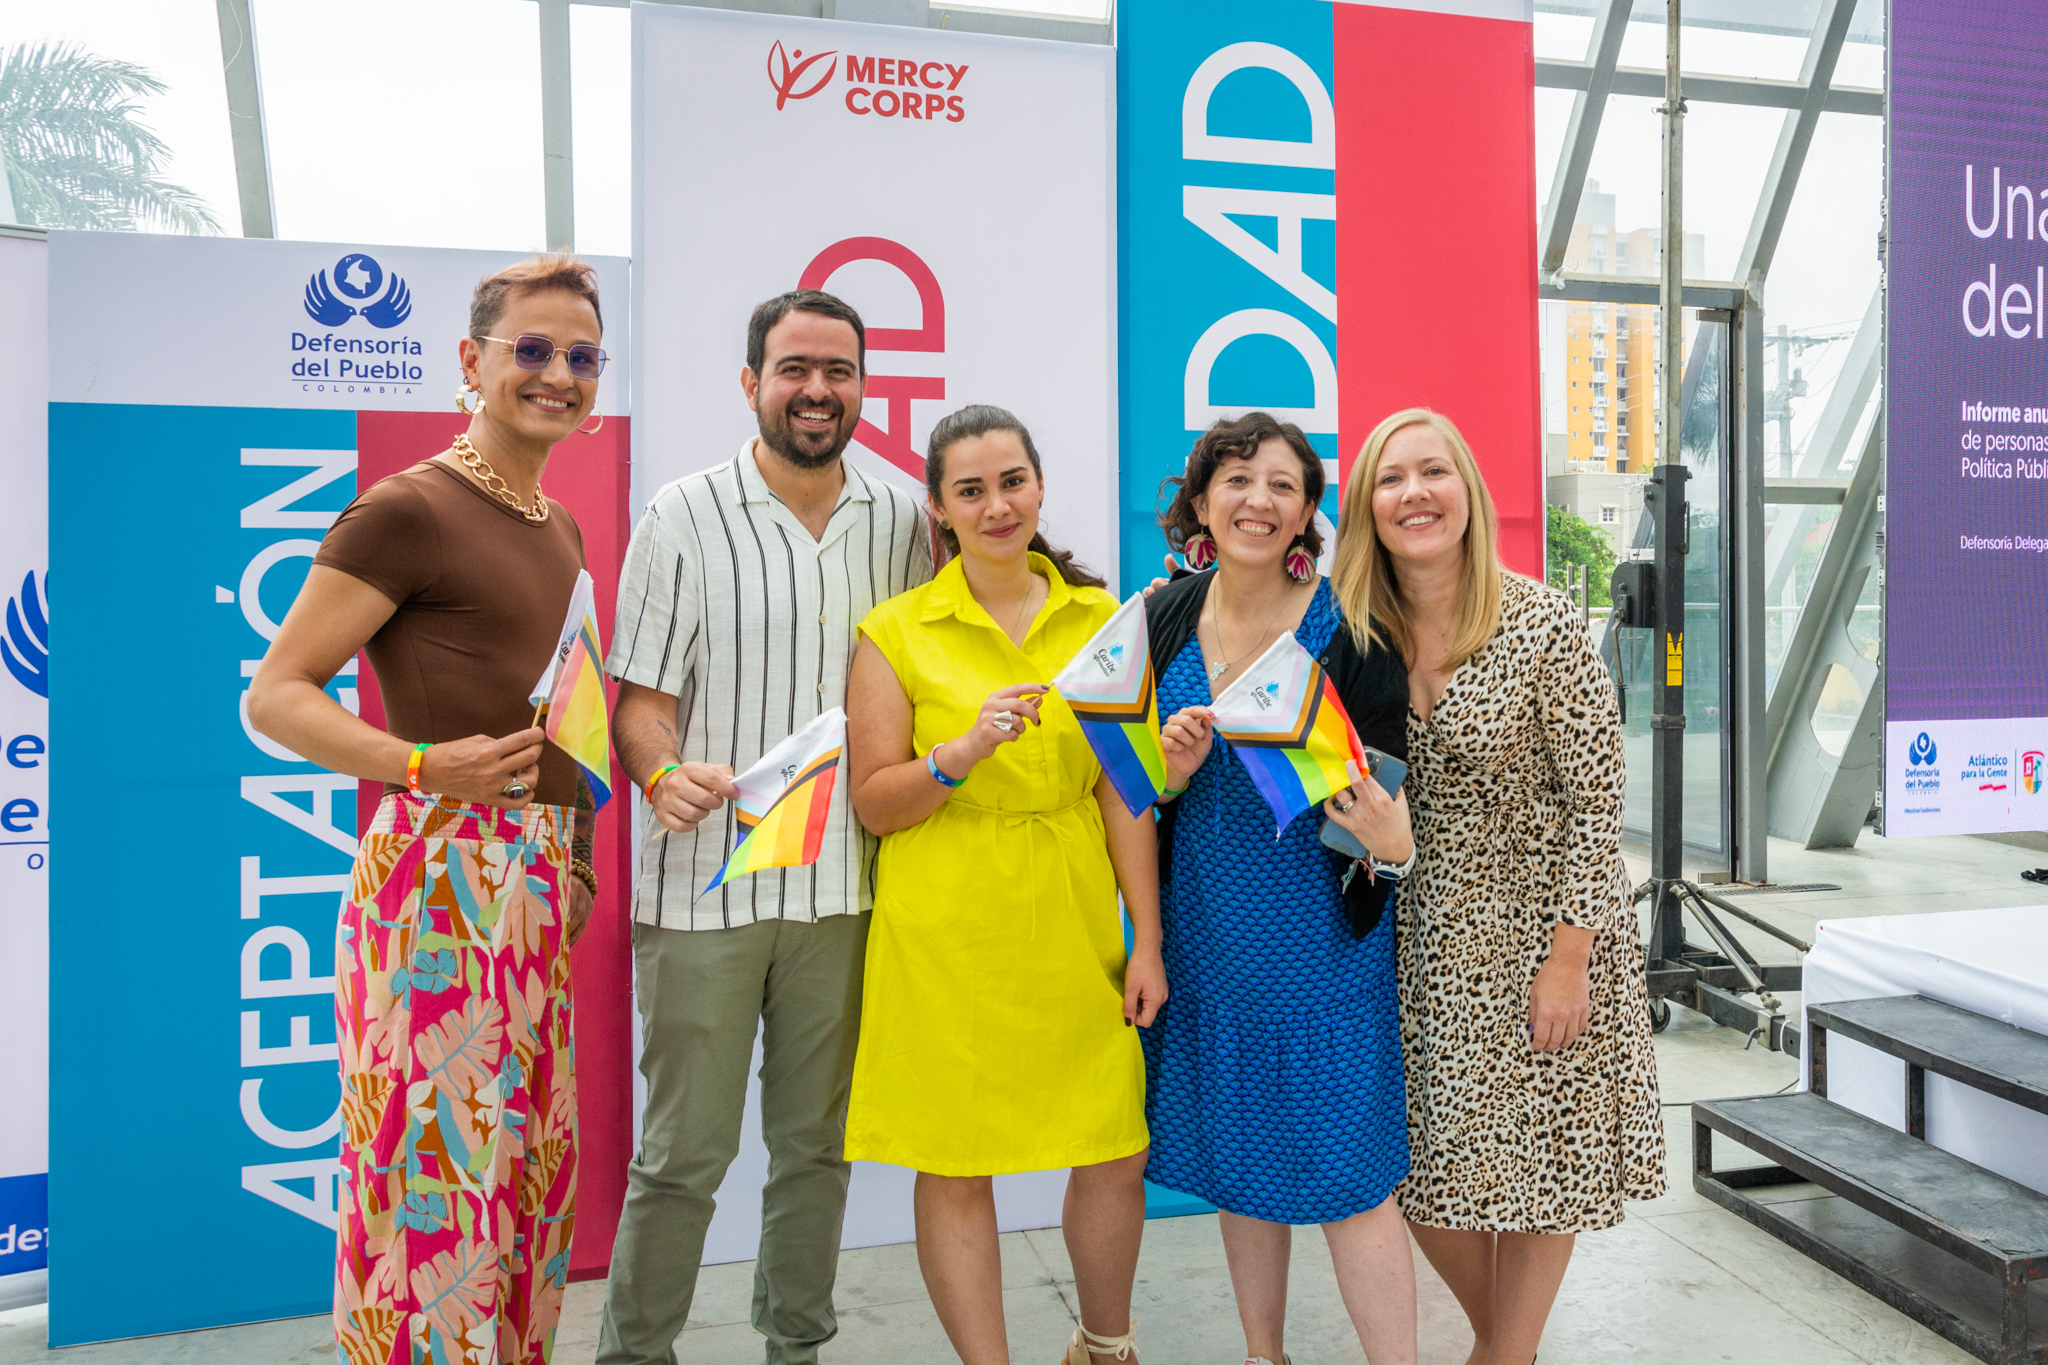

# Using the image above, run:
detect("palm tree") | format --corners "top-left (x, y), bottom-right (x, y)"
top-left (0, 41), bottom-right (219, 233)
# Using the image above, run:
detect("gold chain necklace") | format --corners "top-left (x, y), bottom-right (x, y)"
top-left (451, 434), bottom-right (548, 523)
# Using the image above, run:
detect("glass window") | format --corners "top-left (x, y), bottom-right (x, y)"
top-left (1535, 10), bottom-right (1592, 63)
top-left (948, 0), bottom-right (1109, 17)
top-left (1616, 310), bottom-right (1728, 859)
top-left (0, 0), bottom-right (237, 231)
top-left (571, 3), bottom-right (629, 258)
top-left (1533, 87), bottom-right (1577, 218)
top-left (1615, 16), bottom-right (1809, 84)
top-left (254, 0), bottom-right (545, 251)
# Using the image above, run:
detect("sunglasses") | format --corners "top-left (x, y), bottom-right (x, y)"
top-left (481, 334), bottom-right (608, 380)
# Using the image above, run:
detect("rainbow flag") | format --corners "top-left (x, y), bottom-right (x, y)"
top-left (1052, 593), bottom-right (1170, 818)
top-left (529, 569), bottom-right (613, 807)
top-left (1210, 633), bottom-right (1366, 835)
top-left (701, 707), bottom-right (845, 897)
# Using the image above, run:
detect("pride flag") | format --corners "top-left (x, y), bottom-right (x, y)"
top-left (1052, 593), bottom-right (1170, 818)
top-left (701, 707), bottom-right (845, 897)
top-left (1210, 633), bottom-right (1366, 835)
top-left (529, 569), bottom-right (613, 807)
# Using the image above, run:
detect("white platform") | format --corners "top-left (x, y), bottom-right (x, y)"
top-left (1800, 904), bottom-right (2048, 1196)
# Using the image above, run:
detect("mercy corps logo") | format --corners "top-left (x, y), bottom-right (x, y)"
top-left (289, 251), bottom-right (425, 395)
top-left (768, 41), bottom-right (970, 122)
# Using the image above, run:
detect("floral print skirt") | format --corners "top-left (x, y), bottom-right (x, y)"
top-left (334, 792), bottom-right (578, 1365)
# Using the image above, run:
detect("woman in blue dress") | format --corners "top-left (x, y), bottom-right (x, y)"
top-left (1143, 412), bottom-right (1419, 1365)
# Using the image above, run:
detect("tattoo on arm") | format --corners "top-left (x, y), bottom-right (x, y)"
top-left (572, 774), bottom-right (596, 865)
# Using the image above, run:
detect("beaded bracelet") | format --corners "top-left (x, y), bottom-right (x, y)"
top-left (568, 856), bottom-right (599, 899)
top-left (406, 742), bottom-right (432, 794)
top-left (644, 763), bottom-right (683, 804)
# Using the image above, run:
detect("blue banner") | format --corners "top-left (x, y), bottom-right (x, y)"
top-left (1118, 0), bottom-right (1339, 593)
top-left (50, 403), bottom-right (357, 1343)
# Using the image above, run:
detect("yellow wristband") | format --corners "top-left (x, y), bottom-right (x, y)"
top-left (406, 742), bottom-right (431, 794)
top-left (645, 763), bottom-right (683, 804)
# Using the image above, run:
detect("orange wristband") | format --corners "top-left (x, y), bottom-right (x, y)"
top-left (406, 742), bottom-right (432, 794)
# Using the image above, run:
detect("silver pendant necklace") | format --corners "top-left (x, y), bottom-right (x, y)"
top-left (1205, 583), bottom-right (1296, 682)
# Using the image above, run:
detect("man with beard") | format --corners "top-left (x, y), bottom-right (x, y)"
top-left (597, 290), bottom-right (932, 1365)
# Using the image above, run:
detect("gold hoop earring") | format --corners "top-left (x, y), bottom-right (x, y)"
top-left (455, 383), bottom-right (484, 416)
top-left (576, 411), bottom-right (605, 436)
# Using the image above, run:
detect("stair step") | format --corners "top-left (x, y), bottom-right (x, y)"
top-left (1693, 1091), bottom-right (2048, 1274)
top-left (1808, 995), bottom-right (2048, 1116)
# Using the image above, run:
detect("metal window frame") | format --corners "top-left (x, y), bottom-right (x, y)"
top-left (198, 0), bottom-right (1880, 870)
top-left (1541, 2), bottom-right (1881, 878)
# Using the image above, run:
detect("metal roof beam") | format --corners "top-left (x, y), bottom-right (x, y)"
top-left (1538, 60), bottom-right (1882, 115)
top-left (1539, 0), bottom-right (1633, 276)
top-left (1736, 0), bottom-right (1856, 281)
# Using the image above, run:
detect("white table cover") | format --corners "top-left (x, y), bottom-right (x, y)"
top-left (1800, 905), bottom-right (2048, 1196)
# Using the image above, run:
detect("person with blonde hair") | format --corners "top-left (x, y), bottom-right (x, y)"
top-left (1332, 408), bottom-right (1665, 1365)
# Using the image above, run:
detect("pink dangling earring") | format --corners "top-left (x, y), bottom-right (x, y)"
top-left (1285, 538), bottom-right (1314, 583)
top-left (1184, 528), bottom-right (1217, 571)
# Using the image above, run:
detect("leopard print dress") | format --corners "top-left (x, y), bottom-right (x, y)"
top-left (1395, 573), bottom-right (1666, 1233)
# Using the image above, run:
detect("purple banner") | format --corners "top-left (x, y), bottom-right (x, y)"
top-left (1886, 0), bottom-right (2048, 836)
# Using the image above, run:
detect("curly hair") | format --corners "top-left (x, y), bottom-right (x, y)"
top-left (1156, 411), bottom-right (1326, 559)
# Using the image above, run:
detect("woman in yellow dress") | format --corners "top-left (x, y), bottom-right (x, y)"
top-left (846, 404), bottom-right (1167, 1365)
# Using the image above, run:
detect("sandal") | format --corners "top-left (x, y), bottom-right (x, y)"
top-left (1062, 1320), bottom-right (1139, 1363)
top-left (2022, 868), bottom-right (2048, 884)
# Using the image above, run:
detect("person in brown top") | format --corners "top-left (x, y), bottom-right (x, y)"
top-left (249, 256), bottom-right (607, 1365)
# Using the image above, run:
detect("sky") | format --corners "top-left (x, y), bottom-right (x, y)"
top-left (1, 1), bottom-right (1882, 453)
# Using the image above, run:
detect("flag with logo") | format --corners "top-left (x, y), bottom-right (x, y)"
top-left (702, 707), bottom-right (846, 898)
top-left (1210, 632), bottom-right (1366, 835)
top-left (1052, 593), bottom-right (1170, 818)
top-left (529, 568), bottom-right (613, 808)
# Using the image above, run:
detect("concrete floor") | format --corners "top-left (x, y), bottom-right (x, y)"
top-left (5, 831), bottom-right (2044, 1364)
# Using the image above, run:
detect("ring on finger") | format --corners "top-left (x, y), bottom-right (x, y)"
top-left (992, 710), bottom-right (1014, 732)
top-left (502, 779), bottom-right (531, 799)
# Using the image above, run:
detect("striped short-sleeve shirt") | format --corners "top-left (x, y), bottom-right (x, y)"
top-left (607, 441), bottom-right (933, 931)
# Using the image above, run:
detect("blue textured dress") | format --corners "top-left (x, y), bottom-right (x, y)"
top-left (1141, 580), bottom-right (1411, 1224)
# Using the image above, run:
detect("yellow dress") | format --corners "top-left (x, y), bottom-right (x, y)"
top-left (844, 553), bottom-right (1149, 1176)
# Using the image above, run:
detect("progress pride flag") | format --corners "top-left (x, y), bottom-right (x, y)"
top-left (1118, 0), bottom-right (1539, 590)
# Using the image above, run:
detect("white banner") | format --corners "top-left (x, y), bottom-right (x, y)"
top-left (632, 3), bottom-right (1117, 1262)
top-left (0, 233), bottom-right (48, 1308)
top-left (1885, 719), bottom-right (2048, 836)
top-left (48, 233), bottom-right (631, 415)
top-left (631, 2), bottom-right (1118, 584)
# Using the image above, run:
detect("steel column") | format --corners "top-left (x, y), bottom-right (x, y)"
top-left (214, 0), bottom-right (276, 238)
top-left (539, 0), bottom-right (575, 251)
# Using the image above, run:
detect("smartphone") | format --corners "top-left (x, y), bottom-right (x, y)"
top-left (1318, 747), bottom-right (1407, 860)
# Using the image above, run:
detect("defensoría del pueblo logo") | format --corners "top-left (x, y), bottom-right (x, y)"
top-left (1908, 731), bottom-right (1937, 766)
top-left (3, 569), bottom-right (48, 700)
top-left (304, 252), bottom-right (413, 329)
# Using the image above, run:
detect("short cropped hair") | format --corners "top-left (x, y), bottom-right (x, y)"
top-left (747, 289), bottom-right (866, 377)
top-left (469, 254), bottom-right (603, 339)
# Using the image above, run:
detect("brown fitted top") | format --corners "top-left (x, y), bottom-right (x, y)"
top-left (315, 458), bottom-right (592, 808)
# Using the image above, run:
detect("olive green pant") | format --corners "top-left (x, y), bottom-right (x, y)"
top-left (596, 914), bottom-right (869, 1365)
